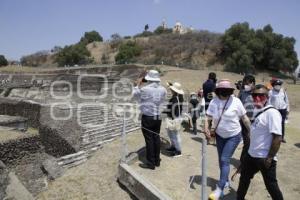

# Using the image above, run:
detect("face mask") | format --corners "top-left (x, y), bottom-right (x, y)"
top-left (274, 85), bottom-right (281, 91)
top-left (244, 85), bottom-right (252, 92)
top-left (252, 94), bottom-right (268, 108)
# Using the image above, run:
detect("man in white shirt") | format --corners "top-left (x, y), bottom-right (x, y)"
top-left (268, 79), bottom-right (289, 143)
top-left (237, 84), bottom-right (283, 200)
top-left (133, 70), bottom-right (167, 170)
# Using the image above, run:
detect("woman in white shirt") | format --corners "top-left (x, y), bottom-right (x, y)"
top-left (205, 79), bottom-right (251, 200)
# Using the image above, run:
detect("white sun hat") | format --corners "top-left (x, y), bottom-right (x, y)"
top-left (170, 82), bottom-right (184, 95)
top-left (144, 70), bottom-right (161, 82)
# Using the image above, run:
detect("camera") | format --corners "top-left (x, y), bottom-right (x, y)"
top-left (235, 80), bottom-right (243, 90)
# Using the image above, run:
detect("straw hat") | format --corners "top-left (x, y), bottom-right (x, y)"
top-left (169, 82), bottom-right (184, 95)
top-left (144, 70), bottom-right (161, 82)
top-left (216, 79), bottom-right (235, 89)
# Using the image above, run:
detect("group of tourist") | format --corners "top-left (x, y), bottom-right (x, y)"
top-left (133, 69), bottom-right (289, 199)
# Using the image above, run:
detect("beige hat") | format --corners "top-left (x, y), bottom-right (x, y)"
top-left (169, 82), bottom-right (184, 95)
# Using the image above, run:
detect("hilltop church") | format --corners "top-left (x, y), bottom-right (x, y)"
top-left (161, 19), bottom-right (195, 34)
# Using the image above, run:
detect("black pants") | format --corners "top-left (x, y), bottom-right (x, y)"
top-left (237, 153), bottom-right (283, 200)
top-left (141, 115), bottom-right (162, 166)
top-left (278, 109), bottom-right (287, 139)
top-left (240, 121), bottom-right (250, 162)
top-left (192, 118), bottom-right (197, 135)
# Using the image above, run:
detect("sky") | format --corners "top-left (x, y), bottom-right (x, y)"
top-left (0, 0), bottom-right (299, 62)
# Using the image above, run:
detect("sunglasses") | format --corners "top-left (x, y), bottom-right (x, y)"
top-left (252, 93), bottom-right (266, 97)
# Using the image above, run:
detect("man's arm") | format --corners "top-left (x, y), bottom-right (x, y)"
top-left (265, 134), bottom-right (282, 168)
top-left (267, 134), bottom-right (282, 159)
top-left (241, 114), bottom-right (251, 137)
top-left (132, 78), bottom-right (143, 100)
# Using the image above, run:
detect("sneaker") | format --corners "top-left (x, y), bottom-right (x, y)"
top-left (172, 151), bottom-right (182, 158)
top-left (165, 146), bottom-right (176, 152)
top-left (208, 185), bottom-right (223, 200)
top-left (224, 181), bottom-right (230, 189)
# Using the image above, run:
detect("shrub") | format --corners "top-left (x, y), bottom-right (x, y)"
top-left (115, 41), bottom-right (142, 64)
top-left (0, 55), bottom-right (8, 67)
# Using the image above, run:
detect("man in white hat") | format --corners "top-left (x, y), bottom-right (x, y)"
top-left (133, 70), bottom-right (167, 170)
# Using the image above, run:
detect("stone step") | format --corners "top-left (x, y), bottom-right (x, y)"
top-left (79, 110), bottom-right (110, 115)
top-left (57, 151), bottom-right (86, 162)
top-left (79, 107), bottom-right (110, 112)
top-left (62, 158), bottom-right (88, 169)
top-left (78, 115), bottom-right (118, 123)
top-left (82, 121), bottom-right (136, 135)
top-left (58, 155), bottom-right (87, 166)
top-left (81, 127), bottom-right (139, 150)
top-left (81, 123), bottom-right (138, 142)
top-left (78, 112), bottom-right (113, 118)
top-left (80, 118), bottom-right (133, 128)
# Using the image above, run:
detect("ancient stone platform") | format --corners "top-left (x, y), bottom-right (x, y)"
top-left (0, 115), bottom-right (28, 131)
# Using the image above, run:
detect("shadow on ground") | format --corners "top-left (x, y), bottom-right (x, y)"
top-left (191, 136), bottom-right (217, 147)
top-left (294, 143), bottom-right (300, 148)
top-left (189, 175), bottom-right (237, 199)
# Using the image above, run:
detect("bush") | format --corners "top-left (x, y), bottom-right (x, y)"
top-left (154, 26), bottom-right (173, 35)
top-left (0, 55), bottom-right (8, 67)
top-left (20, 51), bottom-right (49, 67)
top-left (115, 41), bottom-right (142, 64)
top-left (134, 31), bottom-right (154, 38)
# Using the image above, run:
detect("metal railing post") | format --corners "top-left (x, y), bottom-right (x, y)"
top-left (201, 108), bottom-right (207, 200)
top-left (121, 110), bottom-right (128, 163)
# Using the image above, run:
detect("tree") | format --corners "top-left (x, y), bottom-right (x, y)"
top-left (51, 46), bottom-right (62, 53)
top-left (111, 33), bottom-right (122, 41)
top-left (0, 55), bottom-right (8, 67)
top-left (110, 33), bottom-right (123, 49)
top-left (115, 41), bottom-right (142, 64)
top-left (80, 30), bottom-right (103, 44)
top-left (221, 22), bottom-right (299, 73)
top-left (55, 43), bottom-right (92, 66)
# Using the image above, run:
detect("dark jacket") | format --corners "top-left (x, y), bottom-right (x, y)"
top-left (166, 94), bottom-right (183, 119)
top-left (202, 79), bottom-right (216, 103)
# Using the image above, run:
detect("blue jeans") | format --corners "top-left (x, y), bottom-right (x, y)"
top-left (216, 133), bottom-right (241, 190)
top-left (167, 129), bottom-right (182, 152)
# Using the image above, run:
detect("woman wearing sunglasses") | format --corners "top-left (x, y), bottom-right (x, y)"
top-left (205, 79), bottom-right (251, 200)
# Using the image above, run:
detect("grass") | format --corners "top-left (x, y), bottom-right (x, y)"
top-left (0, 65), bottom-right (54, 73)
top-left (0, 127), bottom-right (38, 143)
top-left (160, 66), bottom-right (300, 111)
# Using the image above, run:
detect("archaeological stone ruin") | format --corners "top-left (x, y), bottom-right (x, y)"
top-left (0, 65), bottom-right (144, 198)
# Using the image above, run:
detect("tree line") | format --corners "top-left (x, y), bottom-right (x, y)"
top-left (220, 22), bottom-right (298, 74)
top-left (5, 22), bottom-right (299, 74)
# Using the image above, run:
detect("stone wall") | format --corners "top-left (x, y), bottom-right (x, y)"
top-left (0, 98), bottom-right (41, 128)
top-left (39, 106), bottom-right (82, 156)
top-left (39, 125), bottom-right (77, 157)
top-left (0, 136), bottom-right (42, 167)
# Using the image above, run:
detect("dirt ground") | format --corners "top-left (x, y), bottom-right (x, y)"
top-left (131, 114), bottom-right (300, 200)
top-left (37, 67), bottom-right (300, 199)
